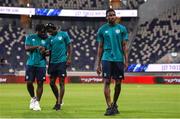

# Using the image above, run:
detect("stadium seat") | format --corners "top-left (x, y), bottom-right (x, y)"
top-left (129, 6), bottom-right (180, 64)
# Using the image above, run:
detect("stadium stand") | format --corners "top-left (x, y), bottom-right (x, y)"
top-left (0, 24), bottom-right (26, 73)
top-left (1, 0), bottom-right (179, 73)
top-left (0, 0), bottom-right (109, 9)
top-left (0, 0), bottom-right (19, 7)
top-left (127, 0), bottom-right (145, 9)
top-left (39, 0), bottom-right (109, 10)
top-left (68, 25), bottom-right (98, 71)
top-left (129, 6), bottom-right (180, 64)
top-left (0, 21), bottom-right (99, 72)
top-left (0, 57), bottom-right (14, 74)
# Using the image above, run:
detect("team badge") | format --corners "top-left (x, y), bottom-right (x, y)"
top-left (115, 29), bottom-right (120, 34)
top-left (58, 36), bottom-right (62, 40)
top-left (105, 31), bottom-right (108, 34)
top-left (41, 40), bottom-right (45, 45)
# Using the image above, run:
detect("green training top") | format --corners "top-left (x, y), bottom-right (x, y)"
top-left (46, 31), bottom-right (71, 63)
top-left (97, 23), bottom-right (128, 62)
top-left (25, 34), bottom-right (47, 67)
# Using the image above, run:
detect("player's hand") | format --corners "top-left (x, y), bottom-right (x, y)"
top-left (96, 65), bottom-right (102, 76)
top-left (44, 50), bottom-right (50, 56)
top-left (124, 61), bottom-right (128, 69)
top-left (38, 46), bottom-right (46, 54)
top-left (66, 59), bottom-right (71, 66)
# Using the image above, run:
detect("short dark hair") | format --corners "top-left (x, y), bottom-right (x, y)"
top-left (35, 24), bottom-right (46, 32)
top-left (106, 8), bottom-right (115, 16)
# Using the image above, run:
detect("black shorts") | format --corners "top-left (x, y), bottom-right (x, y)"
top-left (48, 62), bottom-right (67, 78)
top-left (25, 65), bottom-right (46, 82)
top-left (102, 60), bottom-right (124, 80)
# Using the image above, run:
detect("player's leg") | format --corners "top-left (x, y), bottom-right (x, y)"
top-left (50, 75), bottom-right (58, 105)
top-left (112, 79), bottom-right (121, 114)
top-left (36, 67), bottom-right (46, 101)
top-left (55, 76), bottom-right (65, 110)
top-left (104, 78), bottom-right (111, 107)
top-left (56, 62), bottom-right (67, 110)
top-left (26, 65), bottom-right (35, 98)
top-left (49, 63), bottom-right (59, 109)
top-left (33, 67), bottom-right (46, 111)
top-left (59, 77), bottom-right (65, 105)
top-left (113, 80), bottom-right (121, 105)
top-left (36, 80), bottom-right (44, 101)
top-left (33, 80), bottom-right (43, 111)
top-left (25, 65), bottom-right (36, 110)
top-left (27, 81), bottom-right (35, 98)
top-left (27, 81), bottom-right (36, 110)
top-left (102, 60), bottom-right (115, 116)
top-left (111, 62), bottom-right (124, 114)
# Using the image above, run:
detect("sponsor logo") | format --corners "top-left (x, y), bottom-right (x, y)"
top-left (81, 78), bottom-right (103, 83)
top-left (161, 64), bottom-right (180, 71)
top-left (164, 78), bottom-right (180, 84)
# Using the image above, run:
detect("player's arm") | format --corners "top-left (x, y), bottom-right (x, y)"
top-left (25, 45), bottom-right (46, 55)
top-left (96, 41), bottom-right (103, 75)
top-left (25, 45), bottom-right (41, 51)
top-left (121, 25), bottom-right (129, 69)
top-left (25, 36), bottom-right (44, 52)
top-left (122, 40), bottom-right (128, 69)
top-left (64, 32), bottom-right (72, 66)
top-left (66, 43), bottom-right (72, 66)
top-left (43, 38), bottom-right (51, 56)
top-left (43, 50), bottom-right (50, 56)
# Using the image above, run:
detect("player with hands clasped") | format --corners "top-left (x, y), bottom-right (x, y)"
top-left (25, 24), bottom-right (48, 111)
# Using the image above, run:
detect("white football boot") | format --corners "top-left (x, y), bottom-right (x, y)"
top-left (33, 100), bottom-right (41, 111)
top-left (29, 97), bottom-right (36, 110)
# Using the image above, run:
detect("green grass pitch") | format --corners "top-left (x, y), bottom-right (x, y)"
top-left (0, 84), bottom-right (180, 118)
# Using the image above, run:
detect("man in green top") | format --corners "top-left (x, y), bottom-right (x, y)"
top-left (96, 8), bottom-right (128, 116)
top-left (25, 24), bottom-right (48, 111)
top-left (45, 23), bottom-right (72, 111)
